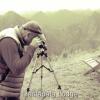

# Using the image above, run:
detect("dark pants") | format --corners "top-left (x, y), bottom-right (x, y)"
top-left (0, 97), bottom-right (20, 100)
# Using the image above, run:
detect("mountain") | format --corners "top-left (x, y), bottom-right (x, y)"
top-left (1, 10), bottom-right (100, 55)
top-left (0, 11), bottom-right (28, 30)
top-left (25, 10), bottom-right (92, 54)
top-left (22, 10), bottom-right (100, 54)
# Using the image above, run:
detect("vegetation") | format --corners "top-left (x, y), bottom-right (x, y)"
top-left (1, 10), bottom-right (100, 100)
top-left (21, 48), bottom-right (100, 100)
top-left (1, 10), bottom-right (100, 55)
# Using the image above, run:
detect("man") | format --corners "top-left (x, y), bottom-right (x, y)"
top-left (0, 21), bottom-right (46, 100)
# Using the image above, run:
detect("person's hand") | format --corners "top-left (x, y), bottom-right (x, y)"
top-left (30, 37), bottom-right (42, 49)
top-left (38, 33), bottom-right (46, 42)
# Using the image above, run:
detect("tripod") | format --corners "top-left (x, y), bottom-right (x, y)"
top-left (25, 47), bottom-right (62, 100)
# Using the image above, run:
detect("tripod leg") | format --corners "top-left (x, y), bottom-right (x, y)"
top-left (40, 56), bottom-right (48, 100)
top-left (41, 66), bottom-right (43, 92)
top-left (40, 56), bottom-right (43, 92)
top-left (46, 57), bottom-right (61, 90)
top-left (25, 57), bottom-right (39, 100)
top-left (46, 57), bottom-right (67, 100)
top-left (32, 57), bottom-right (40, 73)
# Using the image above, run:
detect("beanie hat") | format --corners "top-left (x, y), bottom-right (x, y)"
top-left (22, 21), bottom-right (42, 34)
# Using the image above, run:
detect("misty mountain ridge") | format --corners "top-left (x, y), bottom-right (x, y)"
top-left (0, 10), bottom-right (100, 54)
top-left (0, 11), bottom-right (28, 30)
top-left (27, 10), bottom-right (100, 54)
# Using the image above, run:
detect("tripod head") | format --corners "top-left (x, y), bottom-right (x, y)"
top-left (39, 41), bottom-right (47, 51)
top-left (37, 41), bottom-right (48, 58)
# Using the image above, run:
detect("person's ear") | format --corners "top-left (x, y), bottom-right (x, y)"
top-left (19, 26), bottom-right (25, 37)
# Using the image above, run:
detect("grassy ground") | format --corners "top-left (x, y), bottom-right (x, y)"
top-left (20, 49), bottom-right (100, 100)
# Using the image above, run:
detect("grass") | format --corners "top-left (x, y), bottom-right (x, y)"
top-left (20, 48), bottom-right (100, 100)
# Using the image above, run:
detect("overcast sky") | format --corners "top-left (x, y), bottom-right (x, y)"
top-left (0, 0), bottom-right (100, 14)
